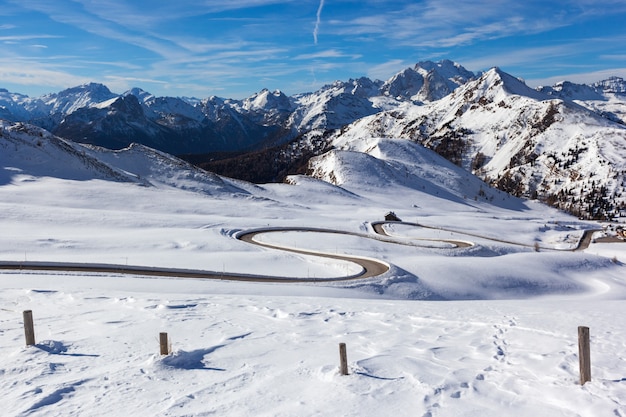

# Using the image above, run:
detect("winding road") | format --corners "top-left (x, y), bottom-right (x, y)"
top-left (0, 222), bottom-right (602, 283)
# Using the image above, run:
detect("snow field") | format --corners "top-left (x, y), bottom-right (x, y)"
top-left (1, 280), bottom-right (625, 417)
top-left (2, 123), bottom-right (626, 415)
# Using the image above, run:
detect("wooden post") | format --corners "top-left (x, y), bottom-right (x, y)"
top-left (23, 310), bottom-right (35, 346)
top-left (339, 342), bottom-right (349, 375)
top-left (578, 326), bottom-right (591, 385)
top-left (159, 332), bottom-right (170, 355)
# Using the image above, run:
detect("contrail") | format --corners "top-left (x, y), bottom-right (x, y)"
top-left (313, 0), bottom-right (325, 44)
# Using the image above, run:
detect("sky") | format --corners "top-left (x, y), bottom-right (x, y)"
top-left (1, 0), bottom-right (626, 99)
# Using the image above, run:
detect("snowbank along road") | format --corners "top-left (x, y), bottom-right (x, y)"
top-left (0, 221), bottom-right (599, 282)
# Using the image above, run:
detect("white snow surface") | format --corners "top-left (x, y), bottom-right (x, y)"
top-left (2, 120), bottom-right (626, 416)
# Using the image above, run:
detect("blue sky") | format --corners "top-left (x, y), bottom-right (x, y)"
top-left (1, 0), bottom-right (626, 99)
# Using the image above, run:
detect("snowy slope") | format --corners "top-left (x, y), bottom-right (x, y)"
top-left (0, 120), bottom-right (249, 196)
top-left (309, 137), bottom-right (522, 211)
top-left (1, 121), bottom-right (626, 416)
top-left (0, 121), bottom-right (138, 184)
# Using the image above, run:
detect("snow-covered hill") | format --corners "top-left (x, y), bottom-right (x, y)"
top-left (307, 137), bottom-right (522, 211)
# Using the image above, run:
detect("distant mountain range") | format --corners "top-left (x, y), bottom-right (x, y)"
top-left (0, 60), bottom-right (477, 155)
top-left (2, 59), bottom-right (626, 220)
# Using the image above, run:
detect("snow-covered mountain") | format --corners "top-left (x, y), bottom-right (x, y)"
top-left (380, 59), bottom-right (475, 102)
top-left (594, 76), bottom-right (626, 94)
top-left (0, 61), bottom-right (480, 155)
top-left (329, 67), bottom-right (626, 220)
top-left (1, 62), bottom-right (624, 157)
top-left (306, 137), bottom-right (519, 212)
top-left (0, 88), bottom-right (34, 121)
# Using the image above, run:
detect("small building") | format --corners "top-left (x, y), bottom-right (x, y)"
top-left (384, 211), bottom-right (402, 222)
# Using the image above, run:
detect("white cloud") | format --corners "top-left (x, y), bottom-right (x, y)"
top-left (458, 45), bottom-right (581, 73)
top-left (294, 49), bottom-right (360, 60)
top-left (0, 59), bottom-right (91, 91)
top-left (367, 59), bottom-right (409, 81)
top-left (0, 34), bottom-right (63, 42)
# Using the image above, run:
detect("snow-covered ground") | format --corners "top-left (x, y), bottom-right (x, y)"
top-left (2, 124), bottom-right (626, 416)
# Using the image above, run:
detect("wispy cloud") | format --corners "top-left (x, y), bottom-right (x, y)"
top-left (294, 49), bottom-right (360, 60)
top-left (2, 0), bottom-right (625, 99)
top-left (367, 59), bottom-right (410, 81)
top-left (601, 54), bottom-right (626, 61)
top-left (0, 34), bottom-right (63, 42)
top-left (8, 0), bottom-right (185, 60)
top-left (103, 75), bottom-right (169, 94)
top-left (326, 0), bottom-right (626, 50)
top-left (0, 58), bottom-right (91, 92)
top-left (457, 32), bottom-right (626, 77)
top-left (458, 44), bottom-right (582, 72)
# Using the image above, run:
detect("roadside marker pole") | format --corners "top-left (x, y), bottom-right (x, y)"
top-left (578, 326), bottom-right (591, 385)
top-left (23, 310), bottom-right (35, 346)
top-left (339, 343), bottom-right (349, 375)
top-left (160, 332), bottom-right (170, 355)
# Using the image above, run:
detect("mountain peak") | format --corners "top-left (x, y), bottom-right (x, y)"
top-left (414, 59), bottom-right (474, 81)
top-left (464, 67), bottom-right (547, 101)
top-left (40, 82), bottom-right (118, 115)
top-left (57, 82), bottom-right (114, 97)
top-left (381, 60), bottom-right (474, 101)
top-left (243, 88), bottom-right (292, 112)
top-left (125, 87), bottom-right (154, 103)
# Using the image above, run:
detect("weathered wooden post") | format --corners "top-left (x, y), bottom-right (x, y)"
top-left (339, 342), bottom-right (349, 376)
top-left (159, 332), bottom-right (170, 355)
top-left (23, 310), bottom-right (36, 346)
top-left (578, 326), bottom-right (591, 385)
